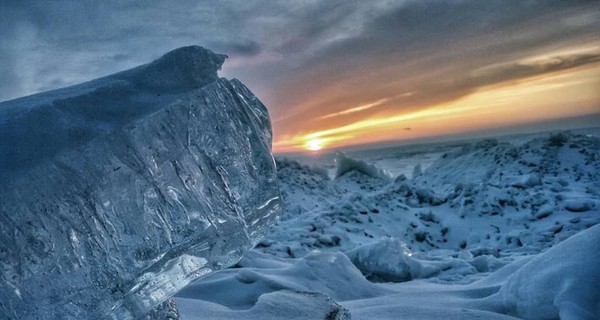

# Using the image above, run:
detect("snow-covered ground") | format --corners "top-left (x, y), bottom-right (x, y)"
top-left (176, 129), bottom-right (600, 319)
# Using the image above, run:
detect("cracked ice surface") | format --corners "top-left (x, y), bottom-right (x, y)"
top-left (0, 46), bottom-right (281, 319)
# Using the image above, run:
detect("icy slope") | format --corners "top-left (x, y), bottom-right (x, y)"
top-left (0, 46), bottom-right (281, 319)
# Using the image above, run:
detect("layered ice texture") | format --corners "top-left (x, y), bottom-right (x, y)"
top-left (0, 46), bottom-right (281, 319)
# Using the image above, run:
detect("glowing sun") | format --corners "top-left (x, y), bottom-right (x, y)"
top-left (305, 138), bottom-right (325, 151)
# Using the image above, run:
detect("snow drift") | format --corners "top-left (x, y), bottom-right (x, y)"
top-left (175, 223), bottom-right (600, 319)
top-left (496, 223), bottom-right (600, 319)
top-left (0, 46), bottom-right (281, 319)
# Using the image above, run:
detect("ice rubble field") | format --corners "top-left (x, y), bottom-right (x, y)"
top-left (176, 131), bottom-right (600, 320)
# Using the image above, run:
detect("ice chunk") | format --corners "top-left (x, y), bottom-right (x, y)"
top-left (345, 238), bottom-right (422, 282)
top-left (0, 46), bottom-right (281, 319)
top-left (346, 238), bottom-right (486, 283)
top-left (334, 151), bottom-right (392, 181)
top-left (412, 163), bottom-right (422, 179)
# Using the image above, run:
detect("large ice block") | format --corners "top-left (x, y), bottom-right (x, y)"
top-left (0, 46), bottom-right (281, 319)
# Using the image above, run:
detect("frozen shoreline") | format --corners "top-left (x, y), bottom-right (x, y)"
top-left (176, 130), bottom-right (600, 319)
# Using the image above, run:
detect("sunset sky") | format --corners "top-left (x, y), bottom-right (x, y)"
top-left (1, 1), bottom-right (599, 153)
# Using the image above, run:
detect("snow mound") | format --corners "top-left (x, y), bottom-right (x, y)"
top-left (0, 46), bottom-right (281, 320)
top-left (334, 151), bottom-right (392, 181)
top-left (346, 238), bottom-right (441, 282)
top-left (177, 290), bottom-right (350, 320)
top-left (175, 250), bottom-right (390, 317)
top-left (176, 250), bottom-right (387, 308)
top-left (345, 238), bottom-right (504, 283)
top-left (497, 224), bottom-right (600, 320)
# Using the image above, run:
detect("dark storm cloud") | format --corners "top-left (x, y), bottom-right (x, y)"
top-left (265, 0), bottom-right (600, 132)
top-left (309, 0), bottom-right (599, 60)
top-left (466, 53), bottom-right (600, 88)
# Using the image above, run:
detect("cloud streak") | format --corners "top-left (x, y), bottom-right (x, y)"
top-left (318, 97), bottom-right (390, 120)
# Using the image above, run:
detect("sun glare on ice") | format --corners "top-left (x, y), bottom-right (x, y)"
top-left (306, 139), bottom-right (324, 151)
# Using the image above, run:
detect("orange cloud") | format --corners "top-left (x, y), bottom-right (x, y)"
top-left (274, 62), bottom-right (600, 153)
